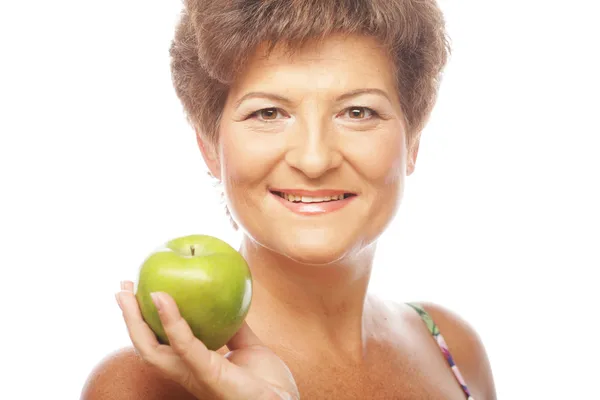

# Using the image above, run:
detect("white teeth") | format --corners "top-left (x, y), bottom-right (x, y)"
top-left (281, 193), bottom-right (347, 203)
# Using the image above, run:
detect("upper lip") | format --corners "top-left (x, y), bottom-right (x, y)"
top-left (269, 188), bottom-right (357, 196)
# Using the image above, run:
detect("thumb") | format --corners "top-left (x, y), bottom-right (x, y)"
top-left (226, 321), bottom-right (264, 351)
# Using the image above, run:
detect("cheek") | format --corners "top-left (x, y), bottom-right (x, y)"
top-left (383, 144), bottom-right (406, 187)
top-left (219, 128), bottom-right (284, 187)
top-left (359, 132), bottom-right (407, 235)
top-left (346, 128), bottom-right (407, 186)
top-left (346, 128), bottom-right (407, 232)
top-left (379, 139), bottom-right (407, 205)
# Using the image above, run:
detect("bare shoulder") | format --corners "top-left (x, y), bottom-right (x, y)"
top-left (80, 346), bottom-right (196, 400)
top-left (412, 302), bottom-right (497, 400)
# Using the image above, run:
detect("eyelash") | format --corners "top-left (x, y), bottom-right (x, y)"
top-left (246, 107), bottom-right (380, 122)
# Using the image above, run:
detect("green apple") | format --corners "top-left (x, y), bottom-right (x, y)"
top-left (135, 234), bottom-right (252, 351)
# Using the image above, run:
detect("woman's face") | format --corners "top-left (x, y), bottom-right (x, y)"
top-left (202, 34), bottom-right (418, 265)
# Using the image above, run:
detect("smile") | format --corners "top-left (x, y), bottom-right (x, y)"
top-left (271, 191), bottom-right (355, 203)
top-left (269, 189), bottom-right (357, 215)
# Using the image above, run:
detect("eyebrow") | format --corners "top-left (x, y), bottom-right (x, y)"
top-left (234, 88), bottom-right (391, 109)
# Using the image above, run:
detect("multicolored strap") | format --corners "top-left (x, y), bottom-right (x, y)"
top-left (406, 303), bottom-right (474, 400)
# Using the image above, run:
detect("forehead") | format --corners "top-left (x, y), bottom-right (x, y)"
top-left (229, 34), bottom-right (398, 98)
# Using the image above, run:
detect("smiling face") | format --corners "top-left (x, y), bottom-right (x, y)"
top-left (199, 34), bottom-right (419, 265)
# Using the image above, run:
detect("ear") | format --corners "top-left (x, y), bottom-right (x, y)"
top-left (195, 130), bottom-right (221, 180)
top-left (406, 136), bottom-right (420, 176)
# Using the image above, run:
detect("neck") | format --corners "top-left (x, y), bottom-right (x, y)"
top-left (239, 237), bottom-right (376, 362)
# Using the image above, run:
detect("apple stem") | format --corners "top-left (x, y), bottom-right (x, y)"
top-left (190, 246), bottom-right (195, 256)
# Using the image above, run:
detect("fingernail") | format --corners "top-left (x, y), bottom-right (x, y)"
top-left (120, 281), bottom-right (126, 290)
top-left (150, 292), bottom-right (162, 311)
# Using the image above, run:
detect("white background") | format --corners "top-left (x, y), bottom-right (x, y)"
top-left (1, 0), bottom-right (598, 398)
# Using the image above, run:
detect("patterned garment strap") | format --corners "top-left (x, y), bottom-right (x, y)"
top-left (406, 302), bottom-right (474, 400)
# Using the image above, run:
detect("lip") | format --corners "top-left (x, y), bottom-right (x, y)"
top-left (269, 188), bottom-right (356, 197)
top-left (269, 189), bottom-right (357, 216)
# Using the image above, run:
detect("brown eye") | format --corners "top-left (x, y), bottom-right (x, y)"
top-left (258, 108), bottom-right (279, 120)
top-left (346, 107), bottom-right (374, 119)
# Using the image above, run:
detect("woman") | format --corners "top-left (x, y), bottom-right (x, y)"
top-left (82, 0), bottom-right (496, 399)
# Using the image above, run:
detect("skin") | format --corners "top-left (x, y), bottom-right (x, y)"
top-left (81, 34), bottom-right (496, 399)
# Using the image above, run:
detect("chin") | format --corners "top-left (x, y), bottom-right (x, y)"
top-left (268, 227), bottom-right (368, 266)
top-left (280, 244), bottom-right (350, 266)
top-left (230, 198), bottom-right (392, 266)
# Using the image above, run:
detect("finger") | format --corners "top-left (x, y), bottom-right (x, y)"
top-left (121, 280), bottom-right (134, 292)
top-left (117, 285), bottom-right (199, 385)
top-left (117, 289), bottom-right (163, 358)
top-left (117, 280), bottom-right (159, 357)
top-left (226, 321), bottom-right (264, 351)
top-left (151, 292), bottom-right (220, 382)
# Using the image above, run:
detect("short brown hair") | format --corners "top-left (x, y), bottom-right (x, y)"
top-left (169, 0), bottom-right (450, 148)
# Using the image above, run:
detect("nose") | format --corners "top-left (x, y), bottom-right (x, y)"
top-left (284, 121), bottom-right (343, 179)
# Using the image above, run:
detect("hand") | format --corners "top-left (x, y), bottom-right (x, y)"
top-left (116, 281), bottom-right (299, 400)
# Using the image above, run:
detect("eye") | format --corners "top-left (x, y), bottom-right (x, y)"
top-left (343, 107), bottom-right (377, 120)
top-left (249, 107), bottom-right (286, 121)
